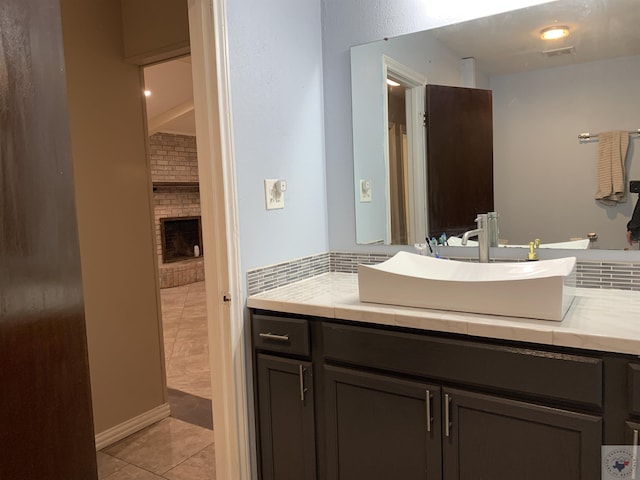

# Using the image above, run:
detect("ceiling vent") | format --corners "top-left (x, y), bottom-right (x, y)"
top-left (542, 46), bottom-right (576, 57)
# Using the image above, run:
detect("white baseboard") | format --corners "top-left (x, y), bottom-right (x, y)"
top-left (94, 403), bottom-right (171, 451)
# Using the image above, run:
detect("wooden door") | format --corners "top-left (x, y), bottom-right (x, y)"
top-left (257, 354), bottom-right (316, 480)
top-left (426, 84), bottom-right (494, 237)
top-left (324, 365), bottom-right (442, 480)
top-left (0, 0), bottom-right (97, 478)
top-left (443, 388), bottom-right (602, 480)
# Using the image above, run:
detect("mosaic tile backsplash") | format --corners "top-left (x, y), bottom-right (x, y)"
top-left (246, 252), bottom-right (640, 296)
top-left (576, 261), bottom-right (640, 291)
top-left (246, 253), bottom-right (331, 296)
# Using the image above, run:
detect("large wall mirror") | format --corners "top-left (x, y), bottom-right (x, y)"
top-left (352, 0), bottom-right (640, 250)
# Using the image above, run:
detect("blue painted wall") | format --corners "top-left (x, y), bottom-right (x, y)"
top-left (227, 0), bottom-right (328, 273)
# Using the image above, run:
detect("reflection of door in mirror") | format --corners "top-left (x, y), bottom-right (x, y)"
top-left (426, 84), bottom-right (494, 237)
top-left (387, 79), bottom-right (409, 244)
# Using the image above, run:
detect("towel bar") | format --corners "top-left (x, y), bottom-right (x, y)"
top-left (578, 129), bottom-right (640, 140)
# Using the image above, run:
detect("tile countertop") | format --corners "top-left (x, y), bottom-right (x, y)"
top-left (247, 272), bottom-right (640, 357)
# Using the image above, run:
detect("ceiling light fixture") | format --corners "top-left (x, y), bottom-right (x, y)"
top-left (386, 79), bottom-right (401, 87)
top-left (540, 26), bottom-right (570, 40)
top-left (144, 90), bottom-right (152, 97)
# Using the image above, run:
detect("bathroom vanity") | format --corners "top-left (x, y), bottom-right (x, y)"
top-left (248, 273), bottom-right (640, 480)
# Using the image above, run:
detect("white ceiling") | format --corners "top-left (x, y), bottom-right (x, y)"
top-left (143, 55), bottom-right (196, 136)
top-left (429, 0), bottom-right (640, 76)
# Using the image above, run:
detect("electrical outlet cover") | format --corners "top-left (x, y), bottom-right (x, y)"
top-left (264, 179), bottom-right (285, 209)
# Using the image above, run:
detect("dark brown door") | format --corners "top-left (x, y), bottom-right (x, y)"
top-left (443, 388), bottom-right (602, 480)
top-left (257, 354), bottom-right (316, 480)
top-left (426, 84), bottom-right (494, 237)
top-left (0, 0), bottom-right (97, 478)
top-left (324, 365), bottom-right (442, 480)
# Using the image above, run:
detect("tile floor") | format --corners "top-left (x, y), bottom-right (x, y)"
top-left (161, 281), bottom-right (211, 400)
top-left (97, 281), bottom-right (215, 479)
top-left (97, 418), bottom-right (215, 479)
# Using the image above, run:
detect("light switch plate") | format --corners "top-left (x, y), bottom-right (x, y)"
top-left (360, 179), bottom-right (372, 202)
top-left (265, 179), bottom-right (285, 210)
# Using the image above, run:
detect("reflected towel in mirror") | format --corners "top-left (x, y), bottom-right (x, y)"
top-left (595, 131), bottom-right (629, 205)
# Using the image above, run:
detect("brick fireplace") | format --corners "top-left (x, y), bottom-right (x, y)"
top-left (160, 216), bottom-right (203, 263)
top-left (150, 132), bottom-right (205, 288)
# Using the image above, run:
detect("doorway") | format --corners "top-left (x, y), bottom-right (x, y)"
top-left (124, 3), bottom-right (249, 478)
top-left (383, 56), bottom-right (428, 245)
top-left (142, 57), bottom-right (213, 429)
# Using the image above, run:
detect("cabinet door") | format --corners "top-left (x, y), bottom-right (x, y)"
top-left (628, 363), bottom-right (640, 417)
top-left (324, 365), bottom-right (442, 479)
top-left (257, 354), bottom-right (316, 480)
top-left (443, 388), bottom-right (602, 480)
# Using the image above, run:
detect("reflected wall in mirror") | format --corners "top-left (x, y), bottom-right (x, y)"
top-left (352, 0), bottom-right (640, 250)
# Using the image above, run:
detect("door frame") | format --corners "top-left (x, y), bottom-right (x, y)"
top-left (382, 55), bottom-right (427, 244)
top-left (187, 1), bottom-right (250, 479)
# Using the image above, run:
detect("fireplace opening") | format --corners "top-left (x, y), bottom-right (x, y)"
top-left (160, 216), bottom-right (203, 263)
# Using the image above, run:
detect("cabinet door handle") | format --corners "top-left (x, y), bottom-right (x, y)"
top-left (425, 390), bottom-right (432, 432)
top-left (298, 364), bottom-right (308, 402)
top-left (444, 393), bottom-right (451, 437)
top-left (634, 429), bottom-right (639, 448)
top-left (259, 332), bottom-right (290, 342)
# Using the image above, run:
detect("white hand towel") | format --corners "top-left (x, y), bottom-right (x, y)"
top-left (595, 130), bottom-right (629, 206)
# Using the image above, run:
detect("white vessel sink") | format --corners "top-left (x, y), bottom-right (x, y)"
top-left (358, 252), bottom-right (577, 321)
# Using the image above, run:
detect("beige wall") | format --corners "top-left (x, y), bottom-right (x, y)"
top-left (59, 0), bottom-right (166, 434)
top-left (120, 0), bottom-right (190, 64)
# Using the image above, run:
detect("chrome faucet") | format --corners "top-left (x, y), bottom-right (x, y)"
top-left (487, 211), bottom-right (499, 248)
top-left (461, 213), bottom-right (491, 263)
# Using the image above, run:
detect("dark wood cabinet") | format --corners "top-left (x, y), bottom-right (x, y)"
top-left (324, 365), bottom-right (442, 479)
top-left (256, 354), bottom-right (316, 480)
top-left (443, 387), bottom-right (602, 480)
top-left (322, 364), bottom-right (602, 480)
top-left (251, 311), bottom-right (638, 479)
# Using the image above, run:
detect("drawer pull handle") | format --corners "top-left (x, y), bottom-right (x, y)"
top-left (259, 332), bottom-right (290, 342)
top-left (444, 393), bottom-right (451, 438)
top-left (299, 364), bottom-right (307, 402)
top-left (425, 390), bottom-right (432, 433)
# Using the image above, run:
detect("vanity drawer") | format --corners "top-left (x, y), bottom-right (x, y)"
top-left (252, 314), bottom-right (310, 357)
top-left (628, 363), bottom-right (640, 416)
top-left (322, 322), bottom-right (603, 408)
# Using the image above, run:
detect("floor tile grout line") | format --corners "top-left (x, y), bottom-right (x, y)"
top-left (163, 285), bottom-right (189, 371)
top-left (164, 281), bottom-right (212, 399)
top-left (98, 451), bottom-right (132, 480)
top-left (100, 418), bottom-right (214, 478)
top-left (160, 439), bottom-right (215, 478)
top-left (99, 458), bottom-right (135, 479)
